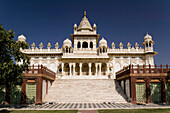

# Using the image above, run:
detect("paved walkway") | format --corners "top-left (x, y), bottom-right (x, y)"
top-left (0, 103), bottom-right (170, 110)
top-left (77, 110), bottom-right (98, 113)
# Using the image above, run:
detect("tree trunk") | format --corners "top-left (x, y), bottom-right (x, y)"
top-left (4, 83), bottom-right (10, 105)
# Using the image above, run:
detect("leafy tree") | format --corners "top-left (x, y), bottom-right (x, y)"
top-left (0, 24), bottom-right (30, 104)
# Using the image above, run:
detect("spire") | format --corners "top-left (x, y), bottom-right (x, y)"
top-left (84, 11), bottom-right (86, 17)
top-left (77, 11), bottom-right (92, 30)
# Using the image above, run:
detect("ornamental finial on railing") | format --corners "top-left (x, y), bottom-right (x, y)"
top-left (119, 42), bottom-right (123, 49)
top-left (47, 42), bottom-right (51, 49)
top-left (31, 42), bottom-right (36, 49)
top-left (55, 42), bottom-right (59, 49)
top-left (127, 42), bottom-right (131, 49)
top-left (111, 42), bottom-right (115, 49)
top-left (135, 42), bottom-right (139, 49)
top-left (39, 42), bottom-right (43, 49)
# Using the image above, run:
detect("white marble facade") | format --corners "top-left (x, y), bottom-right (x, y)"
top-left (18, 11), bottom-right (157, 79)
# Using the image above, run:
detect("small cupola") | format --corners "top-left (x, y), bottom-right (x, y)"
top-left (143, 32), bottom-right (154, 52)
top-left (18, 34), bottom-right (26, 42)
top-left (99, 37), bottom-right (107, 47)
top-left (63, 38), bottom-right (72, 47)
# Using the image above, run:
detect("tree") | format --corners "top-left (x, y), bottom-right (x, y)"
top-left (0, 24), bottom-right (30, 104)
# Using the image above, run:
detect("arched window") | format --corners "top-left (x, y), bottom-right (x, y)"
top-left (149, 43), bottom-right (151, 47)
top-left (90, 42), bottom-right (93, 48)
top-left (82, 42), bottom-right (88, 48)
top-left (77, 42), bottom-right (81, 48)
top-left (66, 47), bottom-right (68, 53)
top-left (146, 43), bottom-right (148, 47)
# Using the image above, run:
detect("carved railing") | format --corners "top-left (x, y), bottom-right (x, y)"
top-left (108, 48), bottom-right (144, 53)
top-left (129, 64), bottom-right (170, 74)
top-left (25, 65), bottom-right (56, 79)
top-left (116, 66), bottom-right (130, 79)
top-left (116, 64), bottom-right (170, 79)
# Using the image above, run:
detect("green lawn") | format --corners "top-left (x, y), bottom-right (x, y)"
top-left (1, 109), bottom-right (170, 113)
top-left (0, 110), bottom-right (77, 113)
top-left (99, 109), bottom-right (170, 113)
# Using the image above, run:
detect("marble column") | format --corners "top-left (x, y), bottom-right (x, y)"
top-left (99, 63), bottom-right (101, 76)
top-left (81, 41), bottom-right (82, 49)
top-left (95, 63), bottom-right (98, 76)
top-left (73, 63), bottom-right (75, 76)
top-left (107, 63), bottom-right (109, 75)
top-left (89, 63), bottom-right (91, 76)
top-left (69, 63), bottom-right (72, 76)
top-left (88, 41), bottom-right (90, 49)
top-left (80, 63), bottom-right (82, 76)
top-left (62, 63), bottom-right (64, 75)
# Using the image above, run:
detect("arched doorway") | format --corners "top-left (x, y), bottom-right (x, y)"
top-left (57, 63), bottom-right (62, 75)
top-left (77, 42), bottom-right (81, 48)
top-left (82, 63), bottom-right (89, 75)
top-left (82, 42), bottom-right (88, 48)
top-left (101, 63), bottom-right (107, 75)
top-left (64, 63), bottom-right (69, 75)
top-left (91, 63), bottom-right (96, 75)
top-left (75, 63), bottom-right (80, 76)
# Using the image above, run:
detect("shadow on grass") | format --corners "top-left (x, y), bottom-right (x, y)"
top-left (0, 110), bottom-right (11, 113)
top-left (0, 110), bottom-right (77, 113)
top-left (99, 108), bottom-right (170, 113)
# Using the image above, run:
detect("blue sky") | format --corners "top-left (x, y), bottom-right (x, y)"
top-left (0, 0), bottom-right (170, 64)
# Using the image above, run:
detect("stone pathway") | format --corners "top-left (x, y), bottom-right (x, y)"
top-left (0, 103), bottom-right (170, 110)
top-left (77, 110), bottom-right (98, 113)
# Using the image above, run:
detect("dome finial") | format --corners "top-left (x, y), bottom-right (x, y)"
top-left (84, 11), bottom-right (86, 17)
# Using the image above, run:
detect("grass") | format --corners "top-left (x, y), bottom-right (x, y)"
top-left (1, 109), bottom-right (170, 113)
top-left (0, 110), bottom-right (77, 113)
top-left (99, 108), bottom-right (170, 113)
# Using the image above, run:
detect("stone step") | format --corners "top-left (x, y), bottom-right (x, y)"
top-left (43, 79), bottom-right (128, 103)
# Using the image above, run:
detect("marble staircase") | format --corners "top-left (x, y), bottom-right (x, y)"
top-left (43, 79), bottom-right (128, 103)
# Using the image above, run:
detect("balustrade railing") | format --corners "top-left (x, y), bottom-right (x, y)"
top-left (25, 65), bottom-right (56, 79)
top-left (116, 64), bottom-right (170, 79)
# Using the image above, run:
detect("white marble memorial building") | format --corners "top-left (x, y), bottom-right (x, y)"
top-left (18, 11), bottom-right (156, 79)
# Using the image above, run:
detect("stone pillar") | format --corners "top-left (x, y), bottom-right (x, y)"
top-left (62, 63), bottom-right (64, 75)
top-left (73, 63), bottom-right (75, 76)
top-left (81, 41), bottom-right (82, 49)
top-left (161, 78), bottom-right (166, 103)
top-left (80, 63), bottom-right (82, 76)
top-left (95, 63), bottom-right (98, 76)
top-left (146, 77), bottom-right (151, 103)
top-left (99, 63), bottom-right (101, 76)
top-left (88, 41), bottom-right (90, 49)
top-left (131, 77), bottom-right (136, 104)
top-left (46, 80), bottom-right (48, 94)
top-left (107, 63), bottom-right (109, 75)
top-left (69, 63), bottom-right (72, 76)
top-left (89, 63), bottom-right (91, 76)
top-left (36, 77), bottom-right (42, 104)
